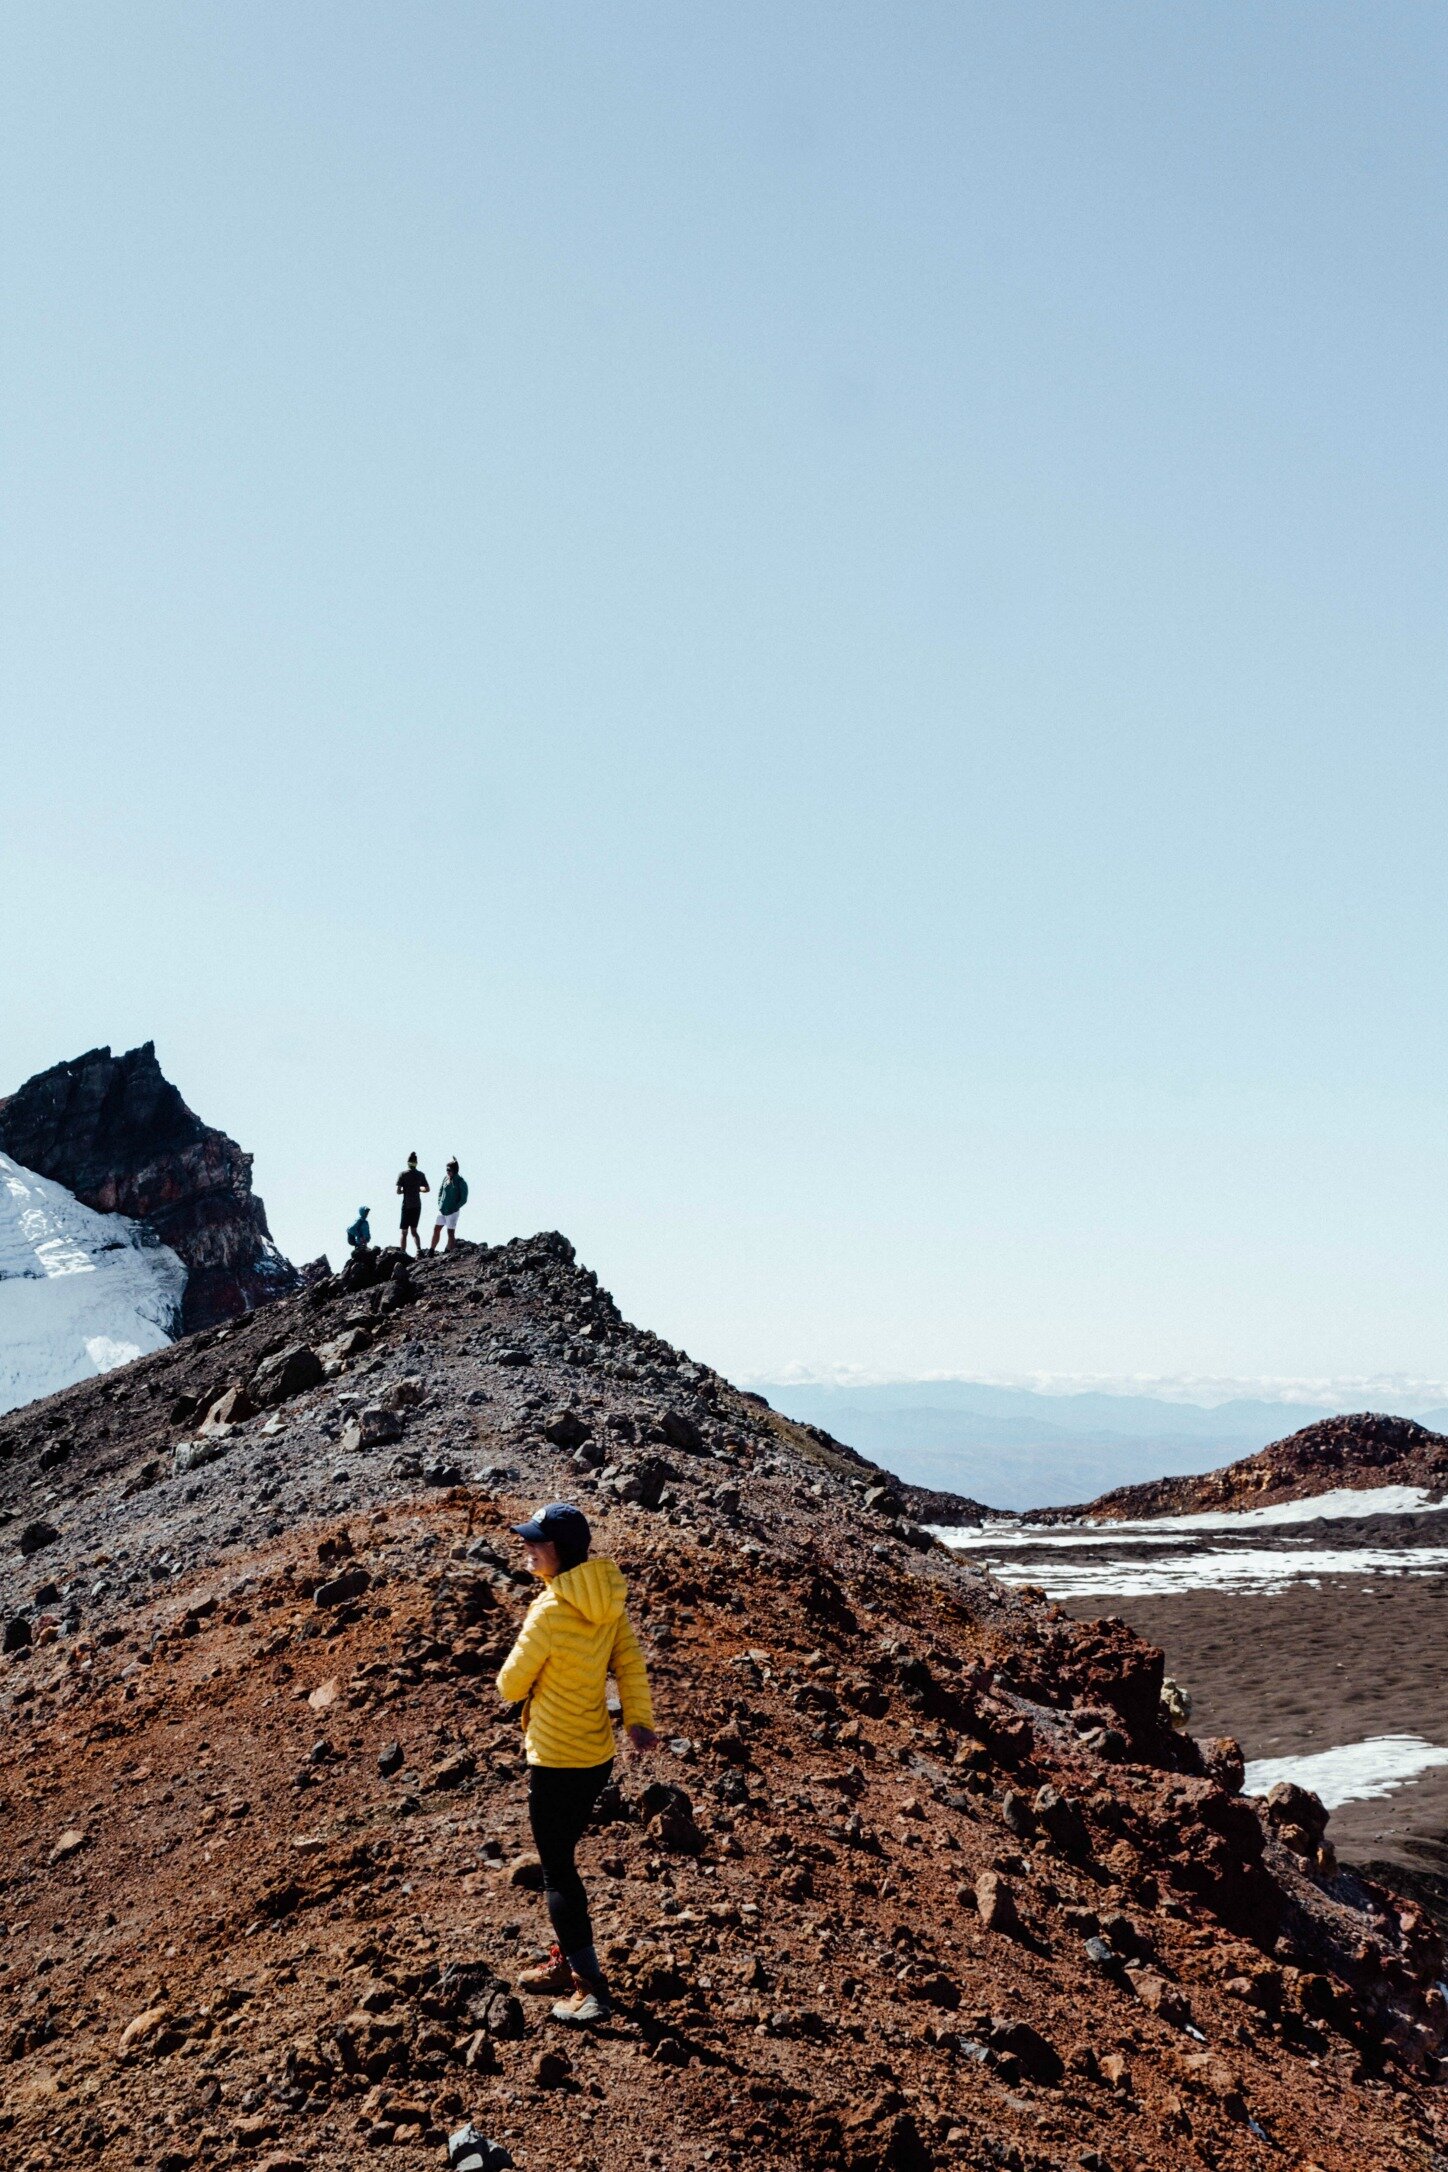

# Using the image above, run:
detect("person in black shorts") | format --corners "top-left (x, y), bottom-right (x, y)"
top-left (396, 1153), bottom-right (429, 1254)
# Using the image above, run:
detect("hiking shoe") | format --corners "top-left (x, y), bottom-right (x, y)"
top-left (550, 1977), bottom-right (612, 2027)
top-left (517, 1944), bottom-right (572, 1996)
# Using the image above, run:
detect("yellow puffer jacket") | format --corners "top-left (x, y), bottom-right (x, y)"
top-left (496, 1556), bottom-right (655, 1769)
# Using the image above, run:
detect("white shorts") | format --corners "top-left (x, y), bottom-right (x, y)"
top-left (435, 1210), bottom-right (460, 1231)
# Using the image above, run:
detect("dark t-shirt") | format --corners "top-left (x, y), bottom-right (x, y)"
top-left (397, 1168), bottom-right (428, 1215)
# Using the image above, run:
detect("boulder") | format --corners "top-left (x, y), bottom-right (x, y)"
top-left (342, 1407), bottom-right (402, 1451)
top-left (659, 1409), bottom-right (703, 1452)
top-left (1033, 1783), bottom-right (1089, 1855)
top-left (1131, 1971), bottom-right (1192, 2027)
top-left (339, 1247), bottom-right (381, 1293)
top-left (542, 1410), bottom-right (592, 1450)
top-left (118, 2005), bottom-right (176, 2057)
top-left (313, 1565), bottom-right (371, 1608)
top-left (432, 1750), bottom-right (477, 1790)
top-left (174, 1438), bottom-right (227, 1475)
top-left (1200, 1735), bottom-right (1246, 1794)
top-left (18, 1520), bottom-right (59, 1557)
top-left (1160, 1675), bottom-right (1193, 1730)
top-left (1263, 1781), bottom-right (1330, 1859)
top-left (975, 1870), bottom-right (1020, 1935)
top-left (200, 1383), bottom-right (254, 1433)
top-left (383, 1375), bottom-right (426, 1412)
top-left (615, 1456), bottom-right (670, 1510)
top-left (378, 1266), bottom-right (418, 1314)
top-left (250, 1344), bottom-right (325, 1407)
top-left (448, 2124), bottom-right (514, 2171)
top-left (1001, 1789), bottom-right (1036, 1839)
top-left (318, 1326), bottom-right (372, 1366)
top-left (988, 2015), bottom-right (1062, 2084)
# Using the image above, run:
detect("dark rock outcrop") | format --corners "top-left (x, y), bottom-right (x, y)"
top-left (0, 1043), bottom-right (298, 1332)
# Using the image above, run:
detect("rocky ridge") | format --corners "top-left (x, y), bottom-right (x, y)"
top-left (0, 1242), bottom-right (1442, 2170)
top-left (0, 1044), bottom-right (299, 1333)
top-left (1033, 1413), bottom-right (1448, 1525)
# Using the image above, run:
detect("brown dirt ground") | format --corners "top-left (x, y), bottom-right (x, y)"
top-left (1068, 1579), bottom-right (1448, 1879)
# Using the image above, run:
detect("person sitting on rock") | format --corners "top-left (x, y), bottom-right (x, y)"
top-left (395, 1154), bottom-right (429, 1256)
top-left (346, 1205), bottom-right (371, 1251)
top-left (497, 1503), bottom-right (657, 2028)
top-left (429, 1159), bottom-right (468, 1254)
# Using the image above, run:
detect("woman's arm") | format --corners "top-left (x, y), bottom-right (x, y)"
top-left (497, 1603), bottom-right (550, 1705)
top-left (609, 1612), bottom-right (656, 1738)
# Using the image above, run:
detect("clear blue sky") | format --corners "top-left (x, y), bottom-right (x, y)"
top-left (3, 5), bottom-right (1447, 1389)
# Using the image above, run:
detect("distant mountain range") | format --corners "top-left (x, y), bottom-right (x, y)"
top-left (752, 1378), bottom-right (1448, 1512)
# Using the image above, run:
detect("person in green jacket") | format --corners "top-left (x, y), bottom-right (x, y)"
top-left (429, 1159), bottom-right (468, 1253)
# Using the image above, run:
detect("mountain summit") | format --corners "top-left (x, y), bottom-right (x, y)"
top-left (0, 1042), bottom-right (298, 1334)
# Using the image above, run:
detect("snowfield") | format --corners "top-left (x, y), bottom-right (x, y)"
top-left (934, 1485), bottom-right (1448, 1549)
top-left (952, 1542), bottom-right (1448, 1600)
top-left (0, 1152), bottom-right (186, 1415)
top-left (928, 1484), bottom-right (1448, 1597)
top-left (1244, 1735), bottom-right (1448, 1810)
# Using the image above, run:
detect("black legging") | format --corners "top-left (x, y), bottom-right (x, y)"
top-left (528, 1758), bottom-right (613, 1959)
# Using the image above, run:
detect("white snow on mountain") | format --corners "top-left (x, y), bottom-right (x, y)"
top-left (0, 1152), bottom-right (186, 1416)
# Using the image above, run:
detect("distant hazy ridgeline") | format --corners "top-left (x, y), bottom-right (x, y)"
top-left (754, 1379), bottom-right (1448, 1512)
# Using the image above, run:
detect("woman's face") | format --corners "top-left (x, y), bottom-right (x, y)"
top-left (522, 1537), bottom-right (560, 1580)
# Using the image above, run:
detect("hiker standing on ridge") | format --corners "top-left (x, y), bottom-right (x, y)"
top-left (428, 1159), bottom-right (468, 1254)
top-left (346, 1206), bottom-right (371, 1251)
top-left (395, 1153), bottom-right (429, 1256)
top-left (497, 1503), bottom-right (657, 2027)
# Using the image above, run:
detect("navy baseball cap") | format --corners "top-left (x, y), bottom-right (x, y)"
top-left (511, 1502), bottom-right (591, 1556)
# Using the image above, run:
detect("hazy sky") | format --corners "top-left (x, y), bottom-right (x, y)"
top-left (4, 6), bottom-right (1447, 1387)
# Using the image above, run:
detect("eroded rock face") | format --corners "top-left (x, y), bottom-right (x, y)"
top-left (0, 1043), bottom-right (297, 1331)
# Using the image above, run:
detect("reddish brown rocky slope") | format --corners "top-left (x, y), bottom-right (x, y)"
top-left (0, 1240), bottom-right (1443, 2171)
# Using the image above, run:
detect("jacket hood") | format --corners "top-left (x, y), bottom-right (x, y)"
top-left (549, 1556), bottom-right (627, 1626)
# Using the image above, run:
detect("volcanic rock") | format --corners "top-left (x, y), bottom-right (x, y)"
top-left (0, 1041), bottom-right (298, 1331)
top-left (0, 1229), bottom-right (1439, 2172)
top-left (249, 1344), bottom-right (325, 1406)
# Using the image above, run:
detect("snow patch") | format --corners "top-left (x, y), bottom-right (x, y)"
top-left (1244, 1735), bottom-right (1448, 1810)
top-left (85, 1335), bottom-right (145, 1373)
top-left (936, 1486), bottom-right (1448, 1551)
top-left (0, 1153), bottom-right (186, 1414)
top-left (962, 1545), bottom-right (1448, 1600)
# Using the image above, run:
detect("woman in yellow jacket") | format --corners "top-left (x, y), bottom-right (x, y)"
top-left (496, 1501), bottom-right (657, 2026)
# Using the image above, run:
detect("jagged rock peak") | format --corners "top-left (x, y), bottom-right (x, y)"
top-left (0, 1042), bottom-right (297, 1332)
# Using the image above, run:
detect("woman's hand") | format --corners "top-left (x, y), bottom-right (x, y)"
top-left (625, 1724), bottom-right (659, 1758)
